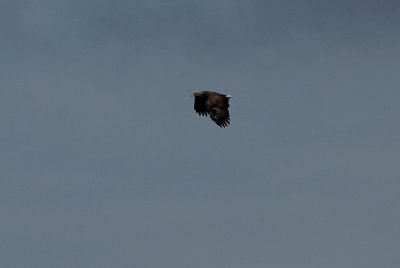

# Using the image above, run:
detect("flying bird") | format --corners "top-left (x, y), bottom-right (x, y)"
top-left (192, 91), bottom-right (233, 128)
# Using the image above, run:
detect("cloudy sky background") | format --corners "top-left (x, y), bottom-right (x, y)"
top-left (1, 0), bottom-right (400, 267)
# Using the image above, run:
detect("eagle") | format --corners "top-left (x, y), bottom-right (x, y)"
top-left (192, 91), bottom-right (233, 128)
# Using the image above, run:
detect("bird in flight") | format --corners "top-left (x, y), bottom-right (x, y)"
top-left (192, 91), bottom-right (233, 128)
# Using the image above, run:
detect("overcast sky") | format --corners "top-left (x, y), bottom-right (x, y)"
top-left (1, 0), bottom-right (400, 267)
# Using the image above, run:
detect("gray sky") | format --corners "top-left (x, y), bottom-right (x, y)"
top-left (1, 0), bottom-right (400, 267)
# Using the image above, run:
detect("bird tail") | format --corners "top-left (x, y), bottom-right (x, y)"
top-left (226, 94), bottom-right (234, 98)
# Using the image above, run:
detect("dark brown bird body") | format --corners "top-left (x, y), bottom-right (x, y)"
top-left (192, 91), bottom-right (232, 127)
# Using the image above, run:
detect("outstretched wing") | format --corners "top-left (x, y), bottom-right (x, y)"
top-left (205, 92), bottom-right (231, 127)
top-left (194, 95), bottom-right (208, 116)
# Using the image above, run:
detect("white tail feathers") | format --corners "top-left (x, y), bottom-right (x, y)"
top-left (226, 94), bottom-right (233, 98)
